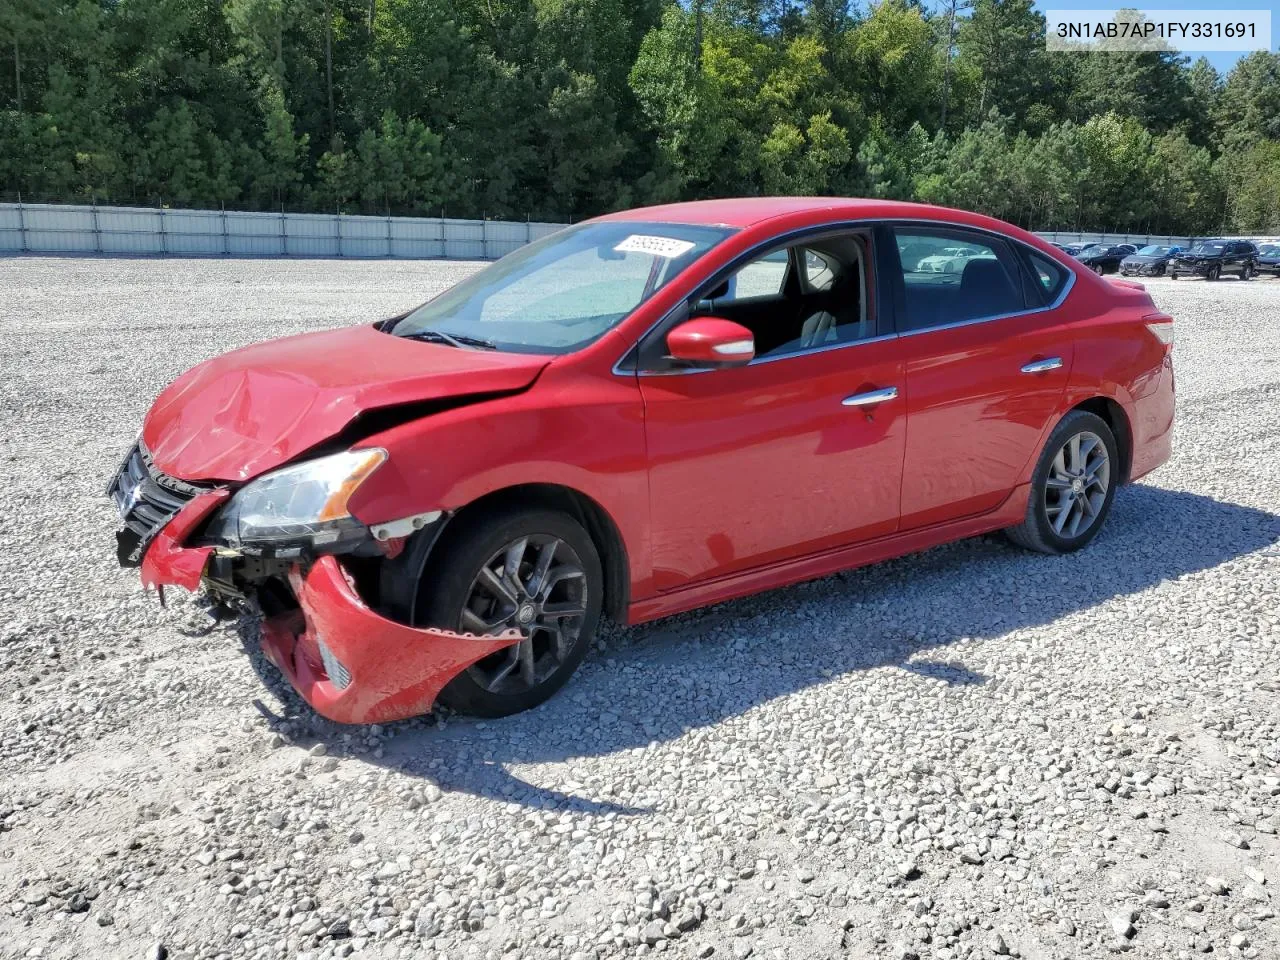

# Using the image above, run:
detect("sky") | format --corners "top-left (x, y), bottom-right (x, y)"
top-left (1031, 0), bottom-right (1280, 71)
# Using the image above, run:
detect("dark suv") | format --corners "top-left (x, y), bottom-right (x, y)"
top-left (1169, 240), bottom-right (1258, 281)
top-left (1256, 242), bottom-right (1280, 277)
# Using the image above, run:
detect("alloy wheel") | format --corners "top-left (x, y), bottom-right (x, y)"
top-left (458, 535), bottom-right (588, 694)
top-left (1044, 430), bottom-right (1110, 539)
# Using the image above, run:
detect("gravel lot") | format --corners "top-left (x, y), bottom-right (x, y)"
top-left (2, 257), bottom-right (1279, 960)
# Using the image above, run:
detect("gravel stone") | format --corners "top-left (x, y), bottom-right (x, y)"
top-left (2, 261), bottom-right (1279, 960)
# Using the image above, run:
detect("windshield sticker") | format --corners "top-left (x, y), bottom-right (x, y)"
top-left (613, 235), bottom-right (698, 259)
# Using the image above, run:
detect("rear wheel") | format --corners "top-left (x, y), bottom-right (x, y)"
top-left (1241, 264), bottom-right (1253, 280)
top-left (417, 506), bottom-right (603, 717)
top-left (1207, 264), bottom-right (1221, 281)
top-left (1006, 411), bottom-right (1118, 555)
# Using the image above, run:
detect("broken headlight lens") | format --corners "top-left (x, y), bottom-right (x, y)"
top-left (203, 448), bottom-right (386, 553)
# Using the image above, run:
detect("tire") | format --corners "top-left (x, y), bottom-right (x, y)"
top-left (1241, 264), bottom-right (1252, 281)
top-left (1207, 265), bottom-right (1221, 281)
top-left (1093, 264), bottom-right (1105, 275)
top-left (1169, 270), bottom-right (1178, 280)
top-left (1005, 411), bottom-right (1119, 555)
top-left (415, 505), bottom-right (603, 717)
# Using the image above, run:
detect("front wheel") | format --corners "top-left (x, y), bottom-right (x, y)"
top-left (1005, 411), bottom-right (1118, 555)
top-left (1094, 264), bottom-right (1105, 275)
top-left (1208, 264), bottom-right (1221, 281)
top-left (416, 506), bottom-right (603, 717)
top-left (1241, 264), bottom-right (1253, 280)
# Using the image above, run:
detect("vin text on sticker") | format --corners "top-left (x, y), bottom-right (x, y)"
top-left (613, 235), bottom-right (698, 259)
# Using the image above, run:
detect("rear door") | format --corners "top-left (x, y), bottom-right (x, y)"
top-left (884, 224), bottom-right (1075, 530)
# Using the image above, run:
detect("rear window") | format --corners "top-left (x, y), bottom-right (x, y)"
top-left (1025, 250), bottom-right (1070, 303)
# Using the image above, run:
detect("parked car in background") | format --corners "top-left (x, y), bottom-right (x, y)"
top-left (109, 198), bottom-right (1176, 723)
top-left (1050, 242), bottom-right (1084, 257)
top-left (1120, 244), bottom-right (1182, 278)
top-left (1169, 239), bottom-right (1258, 281)
top-left (1077, 243), bottom-right (1137, 275)
top-left (914, 245), bottom-right (996, 273)
top-left (1256, 242), bottom-right (1280, 277)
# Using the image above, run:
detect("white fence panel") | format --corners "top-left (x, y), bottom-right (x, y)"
top-left (0, 202), bottom-right (571, 260)
top-left (6, 204), bottom-right (1259, 262)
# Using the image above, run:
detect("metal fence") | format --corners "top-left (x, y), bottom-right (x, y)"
top-left (1034, 230), bottom-right (1198, 247)
top-left (1, 201), bottom-right (1267, 261)
top-left (0, 202), bottom-right (566, 260)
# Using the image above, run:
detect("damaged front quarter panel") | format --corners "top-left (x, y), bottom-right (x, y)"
top-left (260, 555), bottom-right (522, 725)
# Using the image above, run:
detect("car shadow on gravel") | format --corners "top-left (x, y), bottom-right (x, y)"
top-left (237, 485), bottom-right (1280, 814)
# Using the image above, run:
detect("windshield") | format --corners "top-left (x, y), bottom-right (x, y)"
top-left (389, 221), bottom-right (734, 354)
top-left (1260, 243), bottom-right (1278, 256)
top-left (1191, 242), bottom-right (1226, 254)
top-left (1137, 245), bottom-right (1172, 255)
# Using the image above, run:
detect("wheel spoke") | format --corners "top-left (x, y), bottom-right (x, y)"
top-left (1078, 434), bottom-right (1100, 461)
top-left (1067, 499), bottom-right (1084, 536)
top-left (541, 622), bottom-right (572, 659)
top-left (503, 538), bottom-right (528, 595)
top-left (542, 601), bottom-right (587, 619)
top-left (1079, 492), bottom-right (1097, 518)
top-left (527, 540), bottom-right (558, 597)
top-left (1052, 498), bottom-right (1072, 534)
top-left (516, 637), bottom-right (536, 686)
top-left (461, 607), bottom-right (498, 634)
top-left (485, 649), bottom-right (521, 689)
top-left (1051, 449), bottom-right (1067, 477)
top-left (1046, 475), bottom-right (1072, 490)
top-left (1067, 434), bottom-right (1082, 473)
top-left (538, 564), bottom-right (585, 601)
top-left (476, 565), bottom-right (518, 606)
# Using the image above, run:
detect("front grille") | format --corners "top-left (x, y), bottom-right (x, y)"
top-left (108, 442), bottom-right (210, 565)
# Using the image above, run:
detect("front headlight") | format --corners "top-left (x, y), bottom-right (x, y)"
top-left (203, 448), bottom-right (387, 553)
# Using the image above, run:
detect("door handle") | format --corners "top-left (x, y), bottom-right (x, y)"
top-left (842, 386), bottom-right (899, 407)
top-left (1020, 357), bottom-right (1063, 374)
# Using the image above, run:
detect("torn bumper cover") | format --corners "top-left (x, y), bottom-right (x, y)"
top-left (258, 557), bottom-right (521, 725)
top-left (131, 497), bottom-right (522, 725)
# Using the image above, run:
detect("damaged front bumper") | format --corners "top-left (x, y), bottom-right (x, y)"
top-left (258, 557), bottom-right (520, 725)
top-left (118, 482), bottom-right (521, 725)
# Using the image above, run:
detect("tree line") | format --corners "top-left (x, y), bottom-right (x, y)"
top-left (1, 0), bottom-right (1278, 234)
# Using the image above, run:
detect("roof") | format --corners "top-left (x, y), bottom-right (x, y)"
top-left (597, 197), bottom-right (954, 229)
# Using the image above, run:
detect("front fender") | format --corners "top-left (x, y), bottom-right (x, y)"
top-left (345, 366), bottom-right (653, 597)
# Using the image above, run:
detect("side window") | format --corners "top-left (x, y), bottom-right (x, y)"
top-left (890, 227), bottom-right (1026, 332)
top-left (1025, 250), bottom-right (1070, 303)
top-left (718, 248), bottom-right (789, 301)
top-left (801, 249), bottom-right (837, 291)
top-left (643, 233), bottom-right (874, 368)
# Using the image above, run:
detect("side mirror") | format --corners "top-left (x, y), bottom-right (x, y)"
top-left (666, 317), bottom-right (755, 367)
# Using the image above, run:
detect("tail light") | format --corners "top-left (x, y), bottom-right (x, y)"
top-left (1144, 312), bottom-right (1174, 348)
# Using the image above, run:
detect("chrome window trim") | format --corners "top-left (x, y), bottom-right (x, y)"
top-left (612, 216), bottom-right (1077, 377)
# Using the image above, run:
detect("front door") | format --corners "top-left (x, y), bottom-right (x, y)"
top-left (637, 233), bottom-right (907, 590)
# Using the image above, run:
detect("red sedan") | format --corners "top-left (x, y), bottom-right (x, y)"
top-left (109, 198), bottom-right (1175, 723)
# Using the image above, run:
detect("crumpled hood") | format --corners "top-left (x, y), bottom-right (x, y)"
top-left (1122, 255), bottom-right (1167, 265)
top-left (144, 325), bottom-right (550, 482)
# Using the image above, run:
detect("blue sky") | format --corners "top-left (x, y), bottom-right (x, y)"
top-left (1031, 0), bottom-right (1279, 70)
